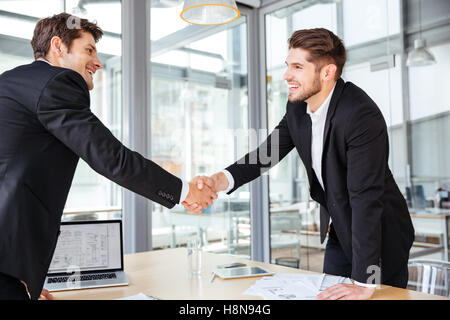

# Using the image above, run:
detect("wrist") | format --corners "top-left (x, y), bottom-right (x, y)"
top-left (186, 181), bottom-right (196, 200)
top-left (213, 172), bottom-right (229, 192)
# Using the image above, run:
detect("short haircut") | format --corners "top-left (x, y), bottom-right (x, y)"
top-left (288, 28), bottom-right (346, 80)
top-left (31, 12), bottom-right (103, 60)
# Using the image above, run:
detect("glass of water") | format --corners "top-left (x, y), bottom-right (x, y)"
top-left (187, 237), bottom-right (203, 276)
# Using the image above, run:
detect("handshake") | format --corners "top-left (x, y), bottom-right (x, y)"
top-left (181, 172), bottom-right (230, 214)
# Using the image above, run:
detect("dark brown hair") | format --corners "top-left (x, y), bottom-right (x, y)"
top-left (288, 28), bottom-right (346, 80)
top-left (31, 12), bottom-right (103, 60)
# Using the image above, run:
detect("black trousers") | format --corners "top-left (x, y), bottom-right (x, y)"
top-left (323, 224), bottom-right (409, 289)
top-left (0, 272), bottom-right (30, 300)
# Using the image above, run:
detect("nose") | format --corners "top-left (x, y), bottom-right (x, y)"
top-left (284, 68), bottom-right (292, 82)
top-left (93, 54), bottom-right (103, 70)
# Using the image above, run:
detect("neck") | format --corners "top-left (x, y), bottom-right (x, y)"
top-left (43, 55), bottom-right (62, 67)
top-left (306, 80), bottom-right (336, 112)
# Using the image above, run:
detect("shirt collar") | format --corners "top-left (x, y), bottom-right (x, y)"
top-left (306, 83), bottom-right (336, 119)
top-left (36, 58), bottom-right (53, 66)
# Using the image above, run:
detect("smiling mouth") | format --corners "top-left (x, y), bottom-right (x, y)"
top-left (288, 83), bottom-right (299, 93)
top-left (86, 69), bottom-right (94, 78)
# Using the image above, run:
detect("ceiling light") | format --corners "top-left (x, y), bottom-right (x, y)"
top-left (406, 39), bottom-right (436, 67)
top-left (406, 0), bottom-right (436, 67)
top-left (180, 0), bottom-right (240, 26)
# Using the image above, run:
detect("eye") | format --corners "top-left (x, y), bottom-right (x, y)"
top-left (87, 48), bottom-right (93, 54)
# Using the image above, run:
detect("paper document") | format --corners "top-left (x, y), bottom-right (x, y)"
top-left (243, 273), bottom-right (352, 300)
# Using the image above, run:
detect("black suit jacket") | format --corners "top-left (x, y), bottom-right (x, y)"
top-left (0, 61), bottom-right (182, 299)
top-left (225, 78), bottom-right (415, 284)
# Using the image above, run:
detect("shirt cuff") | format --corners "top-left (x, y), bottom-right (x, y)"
top-left (353, 280), bottom-right (378, 288)
top-left (221, 170), bottom-right (234, 194)
top-left (178, 180), bottom-right (189, 204)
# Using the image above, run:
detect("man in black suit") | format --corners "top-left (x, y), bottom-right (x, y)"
top-left (0, 13), bottom-right (216, 300)
top-left (184, 28), bottom-right (415, 300)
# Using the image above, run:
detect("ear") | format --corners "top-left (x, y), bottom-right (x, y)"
top-left (49, 36), bottom-right (65, 57)
top-left (322, 64), bottom-right (337, 81)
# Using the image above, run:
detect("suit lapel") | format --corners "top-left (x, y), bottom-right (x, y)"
top-left (288, 101), bottom-right (314, 187)
top-left (321, 78), bottom-right (345, 181)
top-left (322, 78), bottom-right (345, 149)
top-left (298, 112), bottom-right (314, 188)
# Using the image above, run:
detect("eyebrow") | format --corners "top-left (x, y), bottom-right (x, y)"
top-left (285, 61), bottom-right (304, 67)
top-left (86, 44), bottom-right (97, 52)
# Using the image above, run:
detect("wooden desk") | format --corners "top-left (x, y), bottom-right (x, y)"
top-left (52, 248), bottom-right (447, 300)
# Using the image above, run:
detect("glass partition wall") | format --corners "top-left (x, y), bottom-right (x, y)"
top-left (264, 0), bottom-right (410, 272)
top-left (150, 3), bottom-right (251, 256)
top-left (263, 0), bottom-right (450, 274)
top-left (264, 0), bottom-right (340, 272)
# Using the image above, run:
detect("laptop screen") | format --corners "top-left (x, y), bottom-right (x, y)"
top-left (47, 220), bottom-right (123, 275)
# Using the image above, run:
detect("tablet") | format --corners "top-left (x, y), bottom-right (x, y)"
top-left (213, 266), bottom-right (274, 279)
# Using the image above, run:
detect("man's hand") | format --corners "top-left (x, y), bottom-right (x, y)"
top-left (193, 172), bottom-right (229, 193)
top-left (39, 288), bottom-right (54, 300)
top-left (316, 283), bottom-right (375, 300)
top-left (183, 180), bottom-right (218, 214)
top-left (20, 280), bottom-right (54, 300)
top-left (182, 173), bottom-right (229, 214)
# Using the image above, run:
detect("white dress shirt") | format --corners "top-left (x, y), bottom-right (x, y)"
top-left (36, 58), bottom-right (190, 204)
top-left (37, 58), bottom-right (52, 65)
top-left (306, 85), bottom-right (335, 190)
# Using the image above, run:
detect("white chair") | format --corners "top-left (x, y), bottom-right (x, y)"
top-left (408, 259), bottom-right (450, 297)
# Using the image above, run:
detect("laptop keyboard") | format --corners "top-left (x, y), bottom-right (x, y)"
top-left (47, 273), bottom-right (117, 283)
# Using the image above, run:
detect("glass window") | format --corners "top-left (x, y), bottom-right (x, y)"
top-left (265, 0), bottom-right (338, 273)
top-left (265, 0), bottom-right (405, 273)
top-left (343, 0), bottom-right (400, 47)
top-left (150, 6), bottom-right (251, 257)
top-left (0, 0), bottom-right (63, 18)
top-left (0, 1), bottom-right (123, 221)
top-left (408, 43), bottom-right (450, 121)
top-left (150, 3), bottom-right (189, 41)
top-left (408, 42), bottom-right (450, 201)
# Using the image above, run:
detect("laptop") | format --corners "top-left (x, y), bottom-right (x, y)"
top-left (44, 220), bottom-right (129, 292)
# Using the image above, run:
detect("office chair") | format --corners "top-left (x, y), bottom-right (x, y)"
top-left (408, 259), bottom-right (450, 297)
top-left (406, 185), bottom-right (427, 209)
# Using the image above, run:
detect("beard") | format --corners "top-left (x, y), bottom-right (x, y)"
top-left (288, 75), bottom-right (321, 103)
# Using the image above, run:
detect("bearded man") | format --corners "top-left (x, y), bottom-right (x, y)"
top-left (185, 28), bottom-right (415, 300)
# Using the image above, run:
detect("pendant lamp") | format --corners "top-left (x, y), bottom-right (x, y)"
top-left (406, 39), bottom-right (436, 67)
top-left (406, 0), bottom-right (436, 67)
top-left (180, 0), bottom-right (240, 26)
